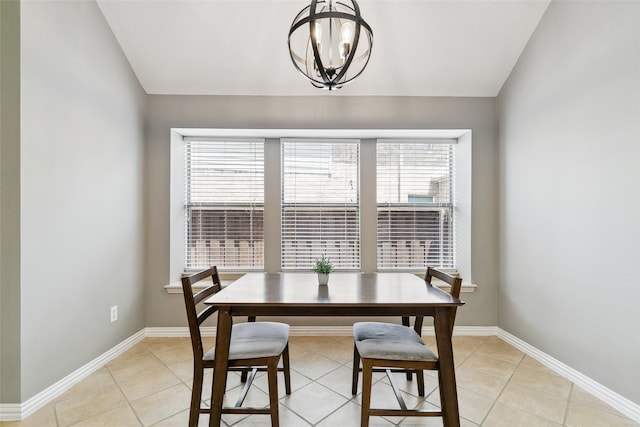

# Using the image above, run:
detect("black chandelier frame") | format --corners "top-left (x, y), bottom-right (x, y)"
top-left (288, 0), bottom-right (373, 90)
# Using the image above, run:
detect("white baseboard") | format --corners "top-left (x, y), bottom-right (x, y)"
top-left (3, 326), bottom-right (638, 423)
top-left (0, 404), bottom-right (21, 421)
top-left (145, 326), bottom-right (366, 337)
top-left (497, 328), bottom-right (640, 423)
top-left (143, 325), bottom-right (498, 338)
top-left (144, 326), bottom-right (193, 337)
top-left (0, 330), bottom-right (146, 422)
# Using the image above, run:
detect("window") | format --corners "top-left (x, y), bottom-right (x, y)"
top-left (184, 139), bottom-right (264, 269)
top-left (281, 140), bottom-right (360, 269)
top-left (178, 133), bottom-right (466, 276)
top-left (377, 141), bottom-right (455, 269)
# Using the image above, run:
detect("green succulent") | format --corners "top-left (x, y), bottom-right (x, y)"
top-left (312, 255), bottom-right (334, 274)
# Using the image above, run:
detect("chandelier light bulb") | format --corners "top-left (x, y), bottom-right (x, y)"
top-left (339, 21), bottom-right (353, 59)
top-left (313, 22), bottom-right (322, 43)
top-left (341, 21), bottom-right (354, 42)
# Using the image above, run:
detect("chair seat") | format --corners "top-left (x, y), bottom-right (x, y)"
top-left (204, 322), bottom-right (289, 361)
top-left (182, 267), bottom-right (291, 427)
top-left (354, 322), bottom-right (437, 362)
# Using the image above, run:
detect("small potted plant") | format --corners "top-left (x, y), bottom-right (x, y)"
top-left (312, 255), bottom-right (334, 286)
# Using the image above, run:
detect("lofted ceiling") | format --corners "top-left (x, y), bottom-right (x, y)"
top-left (96, 0), bottom-right (550, 97)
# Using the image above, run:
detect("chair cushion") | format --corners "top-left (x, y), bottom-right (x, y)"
top-left (353, 322), bottom-right (438, 362)
top-left (204, 321), bottom-right (289, 361)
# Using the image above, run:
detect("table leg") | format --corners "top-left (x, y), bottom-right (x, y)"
top-left (434, 307), bottom-right (460, 427)
top-left (209, 307), bottom-right (232, 427)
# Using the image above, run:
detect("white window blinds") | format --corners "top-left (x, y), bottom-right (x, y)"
top-left (377, 141), bottom-right (455, 269)
top-left (185, 139), bottom-right (264, 269)
top-left (281, 140), bottom-right (360, 269)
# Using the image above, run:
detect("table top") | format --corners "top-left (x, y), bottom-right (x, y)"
top-left (204, 273), bottom-right (463, 315)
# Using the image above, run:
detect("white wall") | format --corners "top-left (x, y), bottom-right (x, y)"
top-left (145, 95), bottom-right (499, 328)
top-left (498, 1), bottom-right (640, 404)
top-left (18, 0), bottom-right (147, 400)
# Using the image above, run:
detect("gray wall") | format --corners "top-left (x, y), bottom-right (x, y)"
top-left (498, 1), bottom-right (640, 404)
top-left (0, 0), bottom-right (22, 404)
top-left (145, 95), bottom-right (499, 328)
top-left (5, 0), bottom-right (638, 412)
top-left (16, 0), bottom-right (147, 400)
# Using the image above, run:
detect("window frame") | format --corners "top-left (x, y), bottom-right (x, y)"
top-left (169, 129), bottom-right (472, 288)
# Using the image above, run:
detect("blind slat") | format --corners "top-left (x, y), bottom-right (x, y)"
top-left (185, 140), bottom-right (265, 269)
top-left (185, 138), bottom-right (455, 271)
top-left (377, 142), bottom-right (455, 269)
top-left (281, 141), bottom-right (360, 269)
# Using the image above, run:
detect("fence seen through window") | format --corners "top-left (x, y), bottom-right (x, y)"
top-left (185, 139), bottom-right (455, 270)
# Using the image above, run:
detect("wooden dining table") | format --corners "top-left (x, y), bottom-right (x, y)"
top-left (204, 272), bottom-right (465, 427)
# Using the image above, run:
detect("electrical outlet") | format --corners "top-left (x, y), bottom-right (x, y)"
top-left (110, 306), bottom-right (118, 323)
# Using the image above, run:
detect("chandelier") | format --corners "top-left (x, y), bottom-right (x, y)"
top-left (288, 0), bottom-right (373, 90)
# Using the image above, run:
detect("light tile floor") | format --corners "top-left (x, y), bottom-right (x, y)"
top-left (2, 336), bottom-right (638, 426)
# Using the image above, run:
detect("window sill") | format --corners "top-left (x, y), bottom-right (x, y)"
top-left (430, 277), bottom-right (477, 293)
top-left (164, 274), bottom-right (477, 294)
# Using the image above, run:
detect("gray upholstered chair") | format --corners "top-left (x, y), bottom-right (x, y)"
top-left (351, 267), bottom-right (462, 427)
top-left (181, 266), bottom-right (291, 427)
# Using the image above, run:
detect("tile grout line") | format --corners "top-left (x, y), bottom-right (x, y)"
top-left (32, 336), bottom-right (638, 427)
top-left (474, 337), bottom-right (524, 426)
top-left (130, 339), bottom-right (194, 426)
top-left (481, 337), bottom-right (575, 426)
top-left (53, 398), bottom-right (61, 427)
top-left (108, 342), bottom-right (148, 427)
top-left (562, 383), bottom-right (574, 427)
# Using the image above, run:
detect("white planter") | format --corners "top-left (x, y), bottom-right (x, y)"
top-left (317, 273), bottom-right (329, 285)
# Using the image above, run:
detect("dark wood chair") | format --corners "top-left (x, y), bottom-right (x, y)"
top-left (181, 266), bottom-right (291, 427)
top-left (351, 267), bottom-right (462, 427)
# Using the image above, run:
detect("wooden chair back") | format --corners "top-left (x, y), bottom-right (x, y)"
top-left (408, 268), bottom-right (462, 336)
top-left (353, 268), bottom-right (464, 425)
top-left (181, 266), bottom-right (222, 361)
top-left (180, 267), bottom-right (292, 426)
top-left (425, 267), bottom-right (463, 334)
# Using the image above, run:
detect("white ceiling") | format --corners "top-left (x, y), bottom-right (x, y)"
top-left (96, 0), bottom-right (550, 97)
